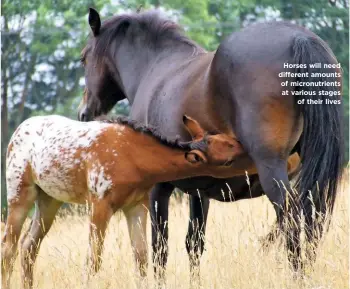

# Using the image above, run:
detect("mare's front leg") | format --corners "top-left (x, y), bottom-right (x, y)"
top-left (185, 194), bottom-right (210, 285)
top-left (87, 198), bottom-right (114, 274)
top-left (150, 182), bottom-right (174, 283)
top-left (123, 195), bottom-right (149, 278)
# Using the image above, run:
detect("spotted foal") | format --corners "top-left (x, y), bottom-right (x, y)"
top-left (2, 114), bottom-right (243, 288)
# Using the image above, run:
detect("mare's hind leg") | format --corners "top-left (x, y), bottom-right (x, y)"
top-left (1, 185), bottom-right (37, 289)
top-left (87, 199), bottom-right (114, 274)
top-left (244, 139), bottom-right (302, 271)
top-left (304, 207), bottom-right (326, 266)
top-left (124, 196), bottom-right (149, 278)
top-left (20, 187), bottom-right (62, 289)
top-left (260, 152), bottom-right (301, 252)
top-left (234, 90), bottom-right (302, 271)
top-left (253, 157), bottom-right (302, 272)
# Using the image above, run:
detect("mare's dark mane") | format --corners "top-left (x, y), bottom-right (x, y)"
top-left (82, 10), bottom-right (204, 62)
top-left (97, 115), bottom-right (208, 152)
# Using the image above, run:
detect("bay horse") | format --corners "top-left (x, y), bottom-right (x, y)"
top-left (2, 114), bottom-right (245, 289)
top-left (78, 8), bottom-right (343, 282)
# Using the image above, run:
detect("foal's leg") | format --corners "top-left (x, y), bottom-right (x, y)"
top-left (20, 188), bottom-right (62, 289)
top-left (1, 185), bottom-right (37, 289)
top-left (185, 194), bottom-right (209, 285)
top-left (87, 199), bottom-right (113, 274)
top-left (124, 196), bottom-right (149, 278)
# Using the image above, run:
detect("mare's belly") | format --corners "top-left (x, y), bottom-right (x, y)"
top-left (171, 174), bottom-right (263, 202)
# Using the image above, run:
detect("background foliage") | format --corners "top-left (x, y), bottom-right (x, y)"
top-left (1, 0), bottom-right (349, 218)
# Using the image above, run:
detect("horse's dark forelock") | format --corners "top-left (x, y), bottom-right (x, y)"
top-left (96, 115), bottom-right (209, 152)
top-left (91, 10), bottom-right (204, 62)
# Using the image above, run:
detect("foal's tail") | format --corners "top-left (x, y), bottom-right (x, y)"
top-left (292, 35), bottom-right (344, 245)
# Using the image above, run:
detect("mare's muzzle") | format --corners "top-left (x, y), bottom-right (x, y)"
top-left (78, 107), bottom-right (93, 122)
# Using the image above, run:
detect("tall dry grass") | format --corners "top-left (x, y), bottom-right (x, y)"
top-left (5, 176), bottom-right (349, 289)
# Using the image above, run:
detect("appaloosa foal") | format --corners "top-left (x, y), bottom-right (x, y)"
top-left (2, 114), bottom-right (243, 289)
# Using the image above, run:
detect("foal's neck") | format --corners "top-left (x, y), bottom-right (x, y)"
top-left (120, 126), bottom-right (202, 184)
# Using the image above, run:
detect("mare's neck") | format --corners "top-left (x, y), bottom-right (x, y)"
top-left (113, 40), bottom-right (197, 104)
top-left (182, 52), bottom-right (234, 135)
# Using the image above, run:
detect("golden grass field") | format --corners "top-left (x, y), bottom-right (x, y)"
top-left (4, 176), bottom-right (349, 289)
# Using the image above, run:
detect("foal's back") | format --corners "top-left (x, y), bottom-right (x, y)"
top-left (6, 115), bottom-right (122, 203)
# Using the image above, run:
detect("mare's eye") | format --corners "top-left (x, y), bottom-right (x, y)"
top-left (228, 144), bottom-right (234, 148)
top-left (195, 154), bottom-right (201, 162)
top-left (80, 56), bottom-right (87, 67)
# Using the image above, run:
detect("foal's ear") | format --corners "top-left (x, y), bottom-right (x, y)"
top-left (89, 8), bottom-right (101, 36)
top-left (183, 115), bottom-right (205, 140)
top-left (185, 150), bottom-right (208, 164)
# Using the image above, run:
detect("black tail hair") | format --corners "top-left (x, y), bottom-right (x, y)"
top-left (292, 35), bottom-right (344, 242)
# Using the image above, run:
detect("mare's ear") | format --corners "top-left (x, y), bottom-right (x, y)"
top-left (136, 5), bottom-right (143, 13)
top-left (89, 8), bottom-right (101, 36)
top-left (185, 150), bottom-right (207, 164)
top-left (183, 115), bottom-right (205, 140)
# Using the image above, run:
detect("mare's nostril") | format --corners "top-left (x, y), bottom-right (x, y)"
top-left (79, 110), bottom-right (91, 122)
top-left (78, 111), bottom-right (85, 122)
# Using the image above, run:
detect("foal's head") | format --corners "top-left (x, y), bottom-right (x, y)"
top-left (182, 116), bottom-right (242, 167)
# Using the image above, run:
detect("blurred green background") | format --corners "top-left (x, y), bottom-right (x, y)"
top-left (1, 0), bottom-right (349, 219)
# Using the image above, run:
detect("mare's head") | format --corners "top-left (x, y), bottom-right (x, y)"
top-left (182, 116), bottom-right (242, 166)
top-left (78, 8), bottom-right (201, 121)
top-left (78, 8), bottom-right (127, 121)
